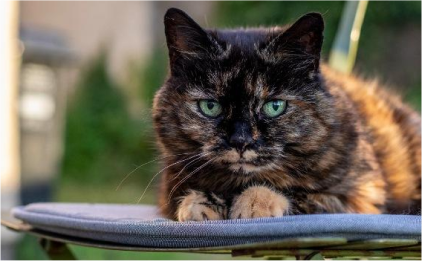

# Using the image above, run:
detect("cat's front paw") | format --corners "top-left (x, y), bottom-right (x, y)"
top-left (230, 186), bottom-right (290, 219)
top-left (177, 190), bottom-right (227, 221)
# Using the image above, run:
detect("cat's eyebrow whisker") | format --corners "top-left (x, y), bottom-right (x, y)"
top-left (136, 152), bottom-right (210, 204)
top-left (115, 152), bottom-right (196, 191)
top-left (167, 157), bottom-right (216, 202)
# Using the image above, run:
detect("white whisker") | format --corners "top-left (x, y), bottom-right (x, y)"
top-left (115, 152), bottom-right (194, 191)
top-left (167, 157), bottom-right (216, 202)
top-left (170, 153), bottom-right (210, 182)
top-left (136, 152), bottom-right (209, 204)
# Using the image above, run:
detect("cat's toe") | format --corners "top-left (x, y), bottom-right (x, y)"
top-left (177, 190), bottom-right (227, 221)
top-left (229, 186), bottom-right (290, 219)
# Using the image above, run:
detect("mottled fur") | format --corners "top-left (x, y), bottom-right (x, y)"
top-left (153, 8), bottom-right (421, 221)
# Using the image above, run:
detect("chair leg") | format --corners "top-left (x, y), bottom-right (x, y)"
top-left (265, 252), bottom-right (325, 261)
top-left (265, 256), bottom-right (288, 261)
top-left (303, 252), bottom-right (324, 260)
top-left (39, 238), bottom-right (77, 260)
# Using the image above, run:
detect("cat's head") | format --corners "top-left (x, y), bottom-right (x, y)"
top-left (154, 8), bottom-right (334, 175)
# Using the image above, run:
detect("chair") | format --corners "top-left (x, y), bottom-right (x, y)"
top-left (2, 203), bottom-right (421, 260)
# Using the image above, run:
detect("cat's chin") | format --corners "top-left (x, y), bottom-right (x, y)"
top-left (229, 163), bottom-right (262, 174)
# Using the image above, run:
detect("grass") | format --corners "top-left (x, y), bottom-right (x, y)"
top-left (16, 235), bottom-right (233, 260)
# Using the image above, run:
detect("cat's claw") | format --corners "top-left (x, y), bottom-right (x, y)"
top-left (230, 186), bottom-right (290, 219)
top-left (177, 190), bottom-right (227, 221)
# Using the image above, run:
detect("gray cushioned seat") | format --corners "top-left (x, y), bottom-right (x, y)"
top-left (12, 203), bottom-right (421, 248)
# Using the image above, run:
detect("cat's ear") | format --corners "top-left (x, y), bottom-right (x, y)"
top-left (265, 13), bottom-right (324, 70)
top-left (164, 8), bottom-right (222, 66)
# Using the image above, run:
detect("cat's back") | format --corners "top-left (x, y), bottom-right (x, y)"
top-left (322, 66), bottom-right (421, 213)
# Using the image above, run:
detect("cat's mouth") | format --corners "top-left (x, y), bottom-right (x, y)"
top-left (228, 162), bottom-right (261, 174)
top-left (217, 148), bottom-right (264, 174)
top-left (221, 149), bottom-right (258, 162)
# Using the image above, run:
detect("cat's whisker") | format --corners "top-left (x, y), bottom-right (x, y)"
top-left (115, 152), bottom-right (195, 191)
top-left (156, 202), bottom-right (170, 216)
top-left (136, 152), bottom-right (209, 204)
top-left (170, 152), bottom-right (211, 182)
top-left (167, 157), bottom-right (216, 202)
top-left (155, 151), bottom-right (212, 213)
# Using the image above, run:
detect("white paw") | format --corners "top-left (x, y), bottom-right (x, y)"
top-left (177, 190), bottom-right (227, 221)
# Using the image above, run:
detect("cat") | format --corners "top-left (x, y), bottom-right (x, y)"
top-left (152, 8), bottom-right (421, 221)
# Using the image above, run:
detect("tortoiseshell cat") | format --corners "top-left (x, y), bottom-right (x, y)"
top-left (153, 8), bottom-right (421, 221)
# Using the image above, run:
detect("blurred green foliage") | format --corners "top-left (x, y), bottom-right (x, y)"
top-left (357, 1), bottom-right (421, 111)
top-left (136, 48), bottom-right (169, 106)
top-left (16, 235), bottom-right (231, 260)
top-left (61, 53), bottom-right (156, 188)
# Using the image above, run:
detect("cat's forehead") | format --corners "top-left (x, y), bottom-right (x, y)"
top-left (211, 27), bottom-right (286, 50)
top-left (184, 28), bottom-right (305, 99)
top-left (190, 69), bottom-right (278, 101)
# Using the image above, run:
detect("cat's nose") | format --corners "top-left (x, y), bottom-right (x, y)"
top-left (229, 122), bottom-right (254, 152)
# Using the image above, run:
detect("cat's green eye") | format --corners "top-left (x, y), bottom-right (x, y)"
top-left (262, 100), bottom-right (287, 118)
top-left (198, 100), bottom-right (222, 118)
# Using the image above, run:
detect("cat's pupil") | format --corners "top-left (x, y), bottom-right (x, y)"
top-left (207, 102), bottom-right (215, 110)
top-left (272, 102), bottom-right (280, 111)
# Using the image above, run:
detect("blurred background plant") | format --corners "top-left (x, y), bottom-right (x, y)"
top-left (63, 53), bottom-right (150, 183)
top-left (2, 1), bottom-right (420, 260)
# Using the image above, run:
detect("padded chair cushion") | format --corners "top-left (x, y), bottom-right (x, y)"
top-left (13, 203), bottom-right (421, 248)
